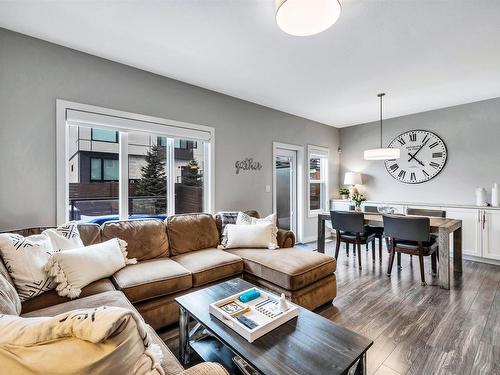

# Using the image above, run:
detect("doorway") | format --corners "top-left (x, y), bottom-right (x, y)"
top-left (273, 142), bottom-right (304, 242)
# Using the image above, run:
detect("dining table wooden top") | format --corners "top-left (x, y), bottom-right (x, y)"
top-left (318, 212), bottom-right (462, 232)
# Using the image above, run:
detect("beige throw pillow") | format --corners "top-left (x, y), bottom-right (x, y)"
top-left (42, 222), bottom-right (84, 251)
top-left (45, 239), bottom-right (137, 299)
top-left (221, 223), bottom-right (278, 249)
top-left (0, 233), bottom-right (56, 302)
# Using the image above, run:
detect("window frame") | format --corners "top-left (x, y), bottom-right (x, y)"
top-left (56, 100), bottom-right (215, 224)
top-left (307, 145), bottom-right (329, 217)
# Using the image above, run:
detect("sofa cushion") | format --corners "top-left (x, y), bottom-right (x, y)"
top-left (112, 258), bottom-right (192, 303)
top-left (166, 214), bottom-right (219, 255)
top-left (172, 248), bottom-right (243, 287)
top-left (102, 219), bottom-right (169, 261)
top-left (22, 290), bottom-right (184, 375)
top-left (20, 278), bottom-right (116, 314)
top-left (226, 248), bottom-right (336, 291)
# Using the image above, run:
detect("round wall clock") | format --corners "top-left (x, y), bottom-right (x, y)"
top-left (384, 130), bottom-right (447, 184)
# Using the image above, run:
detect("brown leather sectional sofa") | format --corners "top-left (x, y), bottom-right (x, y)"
top-left (1, 211), bottom-right (337, 373)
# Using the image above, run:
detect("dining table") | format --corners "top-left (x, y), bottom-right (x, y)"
top-left (317, 212), bottom-right (463, 290)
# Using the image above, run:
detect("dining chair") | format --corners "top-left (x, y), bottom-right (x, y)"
top-left (383, 214), bottom-right (438, 286)
top-left (330, 211), bottom-right (377, 269)
top-left (363, 205), bottom-right (384, 260)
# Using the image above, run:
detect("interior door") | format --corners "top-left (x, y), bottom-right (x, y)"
top-left (274, 149), bottom-right (297, 233)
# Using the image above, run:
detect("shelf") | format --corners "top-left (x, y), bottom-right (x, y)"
top-left (190, 336), bottom-right (243, 375)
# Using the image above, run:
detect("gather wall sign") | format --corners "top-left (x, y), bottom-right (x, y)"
top-left (235, 158), bottom-right (262, 174)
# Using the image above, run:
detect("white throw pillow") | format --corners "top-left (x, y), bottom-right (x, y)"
top-left (0, 234), bottom-right (56, 302)
top-left (233, 212), bottom-right (278, 249)
top-left (220, 223), bottom-right (278, 250)
top-left (45, 238), bottom-right (137, 299)
top-left (43, 222), bottom-right (84, 251)
top-left (236, 212), bottom-right (277, 226)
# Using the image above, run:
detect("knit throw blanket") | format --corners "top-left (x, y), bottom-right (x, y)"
top-left (0, 306), bottom-right (164, 375)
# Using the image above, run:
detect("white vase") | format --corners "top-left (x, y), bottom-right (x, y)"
top-left (492, 183), bottom-right (499, 207)
top-left (476, 187), bottom-right (487, 206)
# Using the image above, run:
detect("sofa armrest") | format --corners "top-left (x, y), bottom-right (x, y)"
top-left (277, 229), bottom-right (295, 248)
top-left (179, 362), bottom-right (229, 375)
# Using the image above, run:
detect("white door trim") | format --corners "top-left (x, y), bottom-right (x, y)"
top-left (272, 142), bottom-right (304, 243)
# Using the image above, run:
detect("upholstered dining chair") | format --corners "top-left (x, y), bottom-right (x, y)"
top-left (330, 211), bottom-right (377, 269)
top-left (363, 205), bottom-right (384, 260)
top-left (383, 214), bottom-right (438, 286)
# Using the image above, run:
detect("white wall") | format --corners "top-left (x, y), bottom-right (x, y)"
top-left (339, 97), bottom-right (500, 205)
top-left (0, 28), bottom-right (340, 238)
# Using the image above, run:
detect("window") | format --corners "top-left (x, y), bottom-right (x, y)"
top-left (59, 102), bottom-right (214, 224)
top-left (308, 146), bottom-right (329, 216)
top-left (90, 158), bottom-right (119, 181)
top-left (91, 128), bottom-right (118, 142)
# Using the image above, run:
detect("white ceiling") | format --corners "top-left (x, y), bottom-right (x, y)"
top-left (1, 0), bottom-right (500, 127)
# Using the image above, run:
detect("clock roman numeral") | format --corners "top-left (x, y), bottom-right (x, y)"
top-left (430, 161), bottom-right (440, 169)
top-left (422, 134), bottom-right (429, 144)
top-left (409, 133), bottom-right (417, 142)
top-left (389, 164), bottom-right (399, 172)
top-left (398, 170), bottom-right (406, 179)
top-left (432, 152), bottom-right (443, 158)
top-left (397, 137), bottom-right (406, 145)
top-left (423, 170), bottom-right (430, 177)
top-left (410, 172), bottom-right (416, 181)
top-left (429, 141), bottom-right (439, 149)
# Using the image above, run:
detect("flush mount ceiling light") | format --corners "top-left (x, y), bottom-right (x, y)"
top-left (364, 93), bottom-right (401, 161)
top-left (275, 0), bottom-right (341, 36)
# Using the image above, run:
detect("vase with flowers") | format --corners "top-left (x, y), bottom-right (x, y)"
top-left (351, 193), bottom-right (366, 211)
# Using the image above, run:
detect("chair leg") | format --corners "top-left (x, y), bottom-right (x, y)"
top-left (371, 240), bottom-right (375, 262)
top-left (357, 241), bottom-right (362, 269)
top-left (418, 248), bottom-right (426, 286)
top-left (431, 252), bottom-right (437, 276)
top-left (397, 253), bottom-right (402, 269)
top-left (346, 242), bottom-right (349, 257)
top-left (335, 238), bottom-right (341, 260)
top-left (378, 236), bottom-right (383, 261)
top-left (387, 249), bottom-right (395, 276)
top-left (385, 237), bottom-right (390, 253)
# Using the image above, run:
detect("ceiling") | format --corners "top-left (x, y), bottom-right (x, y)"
top-left (1, 0), bottom-right (500, 127)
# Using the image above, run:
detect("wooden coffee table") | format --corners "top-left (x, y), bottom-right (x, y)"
top-left (175, 278), bottom-right (373, 375)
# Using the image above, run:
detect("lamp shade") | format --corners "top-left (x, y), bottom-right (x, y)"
top-left (275, 0), bottom-right (341, 37)
top-left (344, 172), bottom-right (362, 186)
top-left (363, 148), bottom-right (401, 161)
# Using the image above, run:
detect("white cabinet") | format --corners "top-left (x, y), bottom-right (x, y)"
top-left (482, 209), bottom-right (500, 260)
top-left (445, 208), bottom-right (482, 257)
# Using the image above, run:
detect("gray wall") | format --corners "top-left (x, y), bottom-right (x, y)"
top-left (0, 28), bottom-right (340, 238)
top-left (339, 97), bottom-right (500, 205)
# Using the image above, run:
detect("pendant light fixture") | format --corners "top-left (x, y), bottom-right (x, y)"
top-left (275, 0), bottom-right (341, 37)
top-left (363, 93), bottom-right (401, 160)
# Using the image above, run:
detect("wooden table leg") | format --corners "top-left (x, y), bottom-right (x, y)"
top-left (317, 216), bottom-right (325, 254)
top-left (453, 226), bottom-right (463, 274)
top-left (438, 227), bottom-right (450, 289)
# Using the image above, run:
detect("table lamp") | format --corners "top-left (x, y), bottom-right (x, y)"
top-left (344, 172), bottom-right (362, 197)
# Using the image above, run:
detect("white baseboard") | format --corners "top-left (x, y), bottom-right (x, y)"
top-left (463, 255), bottom-right (500, 266)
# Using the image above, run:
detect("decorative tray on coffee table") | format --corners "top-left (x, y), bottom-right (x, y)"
top-left (209, 288), bottom-right (299, 343)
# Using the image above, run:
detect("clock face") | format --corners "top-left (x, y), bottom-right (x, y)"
top-left (384, 130), bottom-right (447, 184)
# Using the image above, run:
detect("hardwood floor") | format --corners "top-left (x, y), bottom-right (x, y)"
top-left (160, 239), bottom-right (500, 375)
top-left (316, 239), bottom-right (500, 375)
